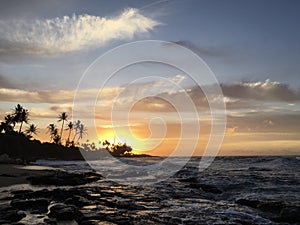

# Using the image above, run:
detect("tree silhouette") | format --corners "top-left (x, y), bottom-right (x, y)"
top-left (1, 114), bottom-right (15, 133)
top-left (26, 124), bottom-right (38, 139)
top-left (76, 123), bottom-right (87, 143)
top-left (53, 134), bottom-right (61, 144)
top-left (4, 114), bottom-right (15, 129)
top-left (102, 140), bottom-right (111, 150)
top-left (46, 123), bottom-right (56, 142)
top-left (65, 121), bottom-right (74, 146)
top-left (57, 112), bottom-right (68, 141)
top-left (72, 120), bottom-right (81, 143)
top-left (13, 104), bottom-right (29, 133)
top-left (102, 140), bottom-right (133, 156)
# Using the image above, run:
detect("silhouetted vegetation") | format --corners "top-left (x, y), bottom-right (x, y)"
top-left (102, 140), bottom-right (133, 157)
top-left (0, 104), bottom-right (146, 163)
top-left (0, 104), bottom-right (32, 135)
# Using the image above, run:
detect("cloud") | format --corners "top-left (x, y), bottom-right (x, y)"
top-left (227, 112), bottom-right (300, 133)
top-left (0, 75), bottom-right (185, 104)
top-left (221, 79), bottom-right (300, 102)
top-left (168, 40), bottom-right (231, 58)
top-left (0, 8), bottom-right (159, 55)
top-left (0, 74), bottom-right (15, 88)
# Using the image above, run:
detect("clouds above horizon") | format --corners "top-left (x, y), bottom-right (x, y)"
top-left (221, 79), bottom-right (300, 102)
top-left (1, 78), bottom-right (299, 106)
top-left (0, 8), bottom-right (159, 55)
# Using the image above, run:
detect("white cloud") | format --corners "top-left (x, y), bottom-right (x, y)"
top-left (241, 79), bottom-right (280, 89)
top-left (0, 8), bottom-right (159, 55)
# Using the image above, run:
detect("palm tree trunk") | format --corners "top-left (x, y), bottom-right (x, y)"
top-left (19, 121), bottom-right (23, 133)
top-left (76, 135), bottom-right (80, 144)
top-left (68, 129), bottom-right (71, 141)
top-left (66, 130), bottom-right (71, 146)
top-left (60, 120), bottom-right (64, 138)
top-left (72, 132), bottom-right (77, 142)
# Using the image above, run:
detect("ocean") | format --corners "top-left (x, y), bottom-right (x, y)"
top-left (30, 156), bottom-right (300, 224)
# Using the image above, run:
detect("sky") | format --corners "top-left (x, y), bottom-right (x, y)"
top-left (0, 0), bottom-right (300, 156)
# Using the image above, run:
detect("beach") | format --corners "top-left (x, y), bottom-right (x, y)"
top-left (0, 164), bottom-right (54, 188)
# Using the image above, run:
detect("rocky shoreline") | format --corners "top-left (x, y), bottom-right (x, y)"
top-left (0, 167), bottom-right (299, 225)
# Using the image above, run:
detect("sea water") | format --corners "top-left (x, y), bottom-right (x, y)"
top-left (31, 156), bottom-right (300, 224)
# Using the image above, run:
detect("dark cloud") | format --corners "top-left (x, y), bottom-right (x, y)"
top-left (170, 40), bottom-right (231, 58)
top-left (221, 79), bottom-right (300, 102)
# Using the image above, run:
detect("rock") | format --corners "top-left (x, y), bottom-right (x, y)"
top-left (0, 153), bottom-right (13, 163)
top-left (12, 190), bottom-right (34, 199)
top-left (106, 215), bottom-right (132, 225)
top-left (248, 167), bottom-right (272, 171)
top-left (188, 183), bottom-right (222, 194)
top-left (280, 205), bottom-right (300, 223)
top-left (236, 199), bottom-right (260, 208)
top-left (43, 217), bottom-right (57, 224)
top-left (27, 171), bottom-right (102, 186)
top-left (257, 201), bottom-right (284, 214)
top-left (115, 199), bottom-right (146, 210)
top-left (48, 203), bottom-right (79, 221)
top-left (236, 199), bottom-right (285, 215)
top-left (80, 220), bottom-right (117, 225)
top-left (65, 195), bottom-right (90, 207)
top-left (178, 177), bottom-right (199, 183)
top-left (15, 158), bottom-right (24, 165)
top-left (11, 198), bottom-right (50, 213)
top-left (0, 206), bottom-right (26, 223)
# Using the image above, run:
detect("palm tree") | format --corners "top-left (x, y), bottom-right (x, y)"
top-left (13, 104), bottom-right (29, 133)
top-left (4, 114), bottom-right (15, 129)
top-left (76, 123), bottom-right (87, 144)
top-left (3, 114), bottom-right (15, 133)
top-left (46, 123), bottom-right (56, 142)
top-left (26, 124), bottom-right (38, 139)
top-left (19, 109), bottom-right (29, 133)
top-left (65, 121), bottom-right (74, 146)
top-left (46, 123), bottom-right (60, 144)
top-left (57, 112), bottom-right (68, 140)
top-left (72, 120), bottom-right (81, 143)
top-left (53, 134), bottom-right (61, 144)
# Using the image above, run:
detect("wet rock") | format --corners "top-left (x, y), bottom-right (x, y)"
top-left (11, 198), bottom-right (50, 213)
top-left (187, 183), bottom-right (222, 194)
top-left (65, 195), bottom-right (90, 207)
top-left (236, 199), bottom-right (260, 208)
top-left (236, 199), bottom-right (285, 215)
top-left (79, 211), bottom-right (107, 221)
top-left (177, 177), bottom-right (198, 183)
top-left (43, 217), bottom-right (57, 224)
top-left (11, 190), bottom-right (34, 199)
top-left (26, 189), bottom-right (54, 199)
top-left (27, 171), bottom-right (102, 186)
top-left (0, 153), bottom-right (13, 163)
top-left (115, 199), bottom-right (146, 210)
top-left (257, 201), bottom-right (284, 214)
top-left (48, 203), bottom-right (79, 221)
top-left (0, 206), bottom-right (26, 223)
top-left (280, 205), bottom-right (300, 223)
top-left (80, 220), bottom-right (117, 225)
top-left (106, 215), bottom-right (133, 225)
top-left (248, 167), bottom-right (272, 171)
